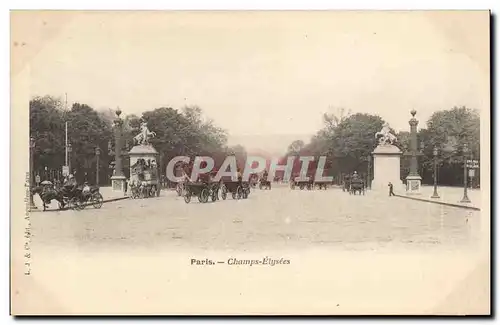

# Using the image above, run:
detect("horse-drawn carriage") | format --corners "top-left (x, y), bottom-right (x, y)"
top-left (221, 180), bottom-right (251, 199)
top-left (313, 180), bottom-right (330, 190)
top-left (342, 174), bottom-right (365, 195)
top-left (183, 181), bottom-right (220, 203)
top-left (290, 178), bottom-right (314, 190)
top-left (129, 159), bottom-right (160, 199)
top-left (259, 178), bottom-right (271, 190)
top-left (32, 182), bottom-right (104, 211)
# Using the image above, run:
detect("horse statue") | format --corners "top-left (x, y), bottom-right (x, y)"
top-left (375, 123), bottom-right (397, 145)
top-left (133, 121), bottom-right (156, 145)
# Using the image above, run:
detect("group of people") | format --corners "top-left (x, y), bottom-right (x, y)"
top-left (60, 174), bottom-right (92, 197)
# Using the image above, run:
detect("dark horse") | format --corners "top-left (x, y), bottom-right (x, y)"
top-left (31, 186), bottom-right (66, 211)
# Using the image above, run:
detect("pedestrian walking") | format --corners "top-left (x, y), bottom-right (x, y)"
top-left (388, 182), bottom-right (395, 196)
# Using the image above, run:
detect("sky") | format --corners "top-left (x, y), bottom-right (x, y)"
top-left (22, 11), bottom-right (489, 156)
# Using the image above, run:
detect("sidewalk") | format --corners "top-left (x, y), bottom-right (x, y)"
top-left (394, 185), bottom-right (481, 211)
top-left (31, 186), bottom-right (129, 212)
top-left (99, 186), bottom-right (129, 202)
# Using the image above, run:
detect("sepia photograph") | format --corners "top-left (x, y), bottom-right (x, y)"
top-left (10, 10), bottom-right (490, 315)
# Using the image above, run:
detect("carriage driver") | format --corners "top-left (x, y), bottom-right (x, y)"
top-left (237, 168), bottom-right (243, 183)
top-left (62, 174), bottom-right (78, 196)
top-left (262, 169), bottom-right (269, 181)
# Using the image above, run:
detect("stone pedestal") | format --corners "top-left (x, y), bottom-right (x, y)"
top-left (110, 175), bottom-right (127, 192)
top-left (128, 144), bottom-right (160, 196)
top-left (371, 144), bottom-right (404, 191)
top-left (405, 175), bottom-right (422, 195)
top-left (129, 145), bottom-right (159, 174)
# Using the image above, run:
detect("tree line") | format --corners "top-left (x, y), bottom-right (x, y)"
top-left (281, 106), bottom-right (480, 187)
top-left (30, 95), bottom-right (480, 187)
top-left (29, 95), bottom-right (247, 185)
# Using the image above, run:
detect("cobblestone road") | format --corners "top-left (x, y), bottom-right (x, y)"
top-left (30, 185), bottom-right (481, 253)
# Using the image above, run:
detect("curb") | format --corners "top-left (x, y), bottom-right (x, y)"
top-left (102, 196), bottom-right (129, 204)
top-left (393, 194), bottom-right (480, 211)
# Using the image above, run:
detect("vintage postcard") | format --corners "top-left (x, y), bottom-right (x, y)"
top-left (10, 10), bottom-right (490, 315)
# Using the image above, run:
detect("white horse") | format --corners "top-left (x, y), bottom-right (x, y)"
top-left (134, 122), bottom-right (156, 145)
top-left (375, 124), bottom-right (397, 145)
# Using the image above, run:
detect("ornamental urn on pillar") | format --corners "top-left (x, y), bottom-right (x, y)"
top-left (403, 110), bottom-right (423, 195)
top-left (110, 108), bottom-right (127, 192)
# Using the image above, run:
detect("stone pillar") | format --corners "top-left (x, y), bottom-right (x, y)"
top-left (110, 109), bottom-right (126, 192)
top-left (404, 109), bottom-right (422, 194)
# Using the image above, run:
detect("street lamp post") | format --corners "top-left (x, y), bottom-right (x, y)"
top-left (29, 137), bottom-right (37, 211)
top-left (431, 146), bottom-right (440, 199)
top-left (68, 142), bottom-right (73, 176)
top-left (460, 143), bottom-right (471, 203)
top-left (367, 155), bottom-right (372, 190)
top-left (96, 146), bottom-right (101, 185)
top-left (110, 108), bottom-right (127, 192)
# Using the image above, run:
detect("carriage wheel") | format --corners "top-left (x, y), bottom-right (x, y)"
top-left (70, 198), bottom-right (81, 210)
top-left (184, 190), bottom-right (191, 203)
top-left (92, 193), bottom-right (104, 209)
top-left (200, 188), bottom-right (210, 203)
top-left (68, 198), bottom-right (76, 209)
top-left (299, 184), bottom-right (305, 190)
top-left (211, 188), bottom-right (218, 202)
top-left (236, 186), bottom-right (243, 199)
top-left (76, 195), bottom-right (87, 210)
top-left (221, 186), bottom-right (227, 200)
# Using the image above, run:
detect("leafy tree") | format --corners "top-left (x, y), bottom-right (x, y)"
top-left (67, 103), bottom-right (113, 182)
top-left (287, 140), bottom-right (305, 156)
top-left (29, 96), bottom-right (66, 173)
top-left (30, 97), bottom-right (114, 184)
top-left (419, 106), bottom-right (480, 186)
top-left (424, 106), bottom-right (480, 162)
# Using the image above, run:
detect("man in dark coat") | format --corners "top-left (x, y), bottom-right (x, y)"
top-left (388, 182), bottom-right (395, 196)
